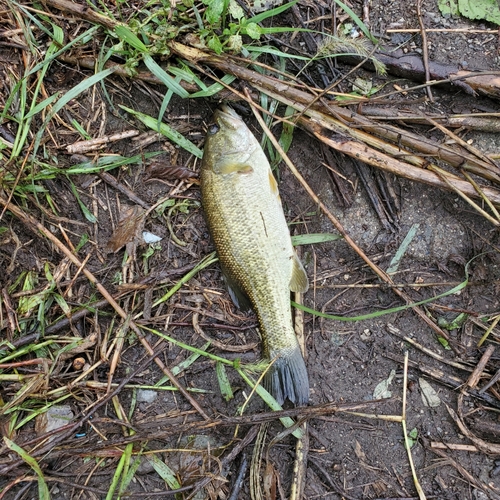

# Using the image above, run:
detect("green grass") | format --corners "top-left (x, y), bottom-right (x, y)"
top-left (0, 0), bottom-right (384, 495)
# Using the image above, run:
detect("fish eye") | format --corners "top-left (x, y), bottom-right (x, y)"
top-left (208, 123), bottom-right (219, 135)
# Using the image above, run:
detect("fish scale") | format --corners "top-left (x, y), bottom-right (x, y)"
top-left (201, 105), bottom-right (309, 405)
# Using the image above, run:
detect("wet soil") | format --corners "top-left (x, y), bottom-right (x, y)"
top-left (1, 0), bottom-right (500, 499)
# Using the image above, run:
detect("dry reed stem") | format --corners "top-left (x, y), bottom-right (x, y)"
top-left (244, 89), bottom-right (453, 347)
top-left (0, 193), bottom-right (210, 421)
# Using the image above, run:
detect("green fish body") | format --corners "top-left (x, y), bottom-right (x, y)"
top-left (200, 105), bottom-right (309, 405)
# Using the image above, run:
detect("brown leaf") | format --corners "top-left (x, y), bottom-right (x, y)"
top-left (354, 440), bottom-right (367, 463)
top-left (263, 461), bottom-right (277, 500)
top-left (105, 206), bottom-right (145, 253)
top-left (145, 161), bottom-right (198, 181)
top-left (59, 333), bottom-right (97, 361)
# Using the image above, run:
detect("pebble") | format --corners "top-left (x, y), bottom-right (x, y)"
top-left (35, 405), bottom-right (74, 442)
top-left (136, 389), bottom-right (158, 403)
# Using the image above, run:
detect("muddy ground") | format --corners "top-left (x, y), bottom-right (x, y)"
top-left (1, 0), bottom-right (500, 499)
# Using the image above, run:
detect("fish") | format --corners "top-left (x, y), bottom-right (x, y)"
top-left (200, 104), bottom-right (309, 405)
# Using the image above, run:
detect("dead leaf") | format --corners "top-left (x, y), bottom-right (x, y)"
top-left (59, 333), bottom-right (97, 361)
top-left (373, 369), bottom-right (395, 399)
top-left (420, 378), bottom-right (441, 407)
top-left (263, 461), bottom-right (277, 500)
top-left (145, 162), bottom-right (198, 181)
top-left (354, 440), bottom-right (367, 463)
top-left (105, 205), bottom-right (145, 253)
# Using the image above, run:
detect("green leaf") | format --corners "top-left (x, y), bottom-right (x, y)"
top-left (437, 336), bottom-right (451, 350)
top-left (216, 361), bottom-right (234, 401)
top-left (247, 0), bottom-right (298, 24)
top-left (228, 34), bottom-right (243, 52)
top-left (33, 67), bottom-right (116, 155)
top-left (437, 312), bottom-right (468, 330)
top-left (62, 152), bottom-right (160, 176)
top-left (243, 22), bottom-right (262, 40)
top-left (386, 223), bottom-right (419, 274)
top-left (120, 106), bottom-right (202, 158)
top-left (245, 45), bottom-right (309, 61)
top-left (143, 54), bottom-right (190, 98)
top-left (228, 0), bottom-right (245, 19)
top-left (259, 26), bottom-right (310, 34)
top-left (458, 0), bottom-right (500, 24)
top-left (114, 25), bottom-right (148, 52)
top-left (147, 454), bottom-right (181, 490)
top-left (24, 92), bottom-right (61, 119)
top-left (18, 272), bottom-right (51, 315)
top-left (405, 427), bottom-right (418, 449)
top-left (204, 0), bottom-right (227, 24)
top-left (207, 34), bottom-right (223, 54)
top-left (75, 233), bottom-right (89, 252)
top-left (69, 181), bottom-right (97, 223)
top-left (190, 74), bottom-right (236, 97)
top-left (54, 294), bottom-right (71, 315)
top-left (292, 269), bottom-right (469, 322)
top-left (437, 0), bottom-right (460, 16)
top-left (276, 106), bottom-right (296, 166)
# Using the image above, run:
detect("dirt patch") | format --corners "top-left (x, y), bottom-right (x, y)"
top-left (1, 0), bottom-right (500, 499)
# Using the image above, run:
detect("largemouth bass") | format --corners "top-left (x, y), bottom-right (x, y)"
top-left (201, 105), bottom-right (309, 405)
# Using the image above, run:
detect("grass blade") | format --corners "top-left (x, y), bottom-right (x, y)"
top-left (291, 233), bottom-right (342, 246)
top-left (114, 25), bottom-right (148, 51)
top-left (120, 106), bottom-right (202, 158)
top-left (386, 223), bottom-right (419, 274)
top-left (143, 54), bottom-right (190, 98)
top-left (216, 361), bottom-right (234, 401)
top-left (147, 454), bottom-right (181, 490)
top-left (4, 437), bottom-right (50, 500)
top-left (246, 0), bottom-right (298, 24)
top-left (245, 45), bottom-right (309, 60)
top-left (332, 0), bottom-right (378, 43)
top-left (33, 67), bottom-right (117, 155)
top-left (69, 180), bottom-right (97, 223)
top-left (292, 272), bottom-right (469, 321)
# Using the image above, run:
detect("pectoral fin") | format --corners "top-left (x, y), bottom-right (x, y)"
top-left (221, 265), bottom-right (252, 311)
top-left (217, 161), bottom-right (254, 175)
top-left (289, 251), bottom-right (309, 293)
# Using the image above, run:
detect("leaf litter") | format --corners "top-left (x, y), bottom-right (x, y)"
top-left (0, 0), bottom-right (500, 498)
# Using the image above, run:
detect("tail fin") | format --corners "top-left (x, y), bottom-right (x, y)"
top-left (265, 346), bottom-right (309, 406)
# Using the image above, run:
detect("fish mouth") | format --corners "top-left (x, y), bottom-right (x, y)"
top-left (214, 104), bottom-right (243, 130)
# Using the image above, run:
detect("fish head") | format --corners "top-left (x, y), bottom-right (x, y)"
top-left (202, 105), bottom-right (257, 175)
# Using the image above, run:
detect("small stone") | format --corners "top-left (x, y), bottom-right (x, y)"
top-left (360, 329), bottom-right (371, 341)
top-left (473, 490), bottom-right (488, 500)
top-left (73, 357), bottom-right (86, 371)
top-left (136, 389), bottom-right (158, 403)
top-left (35, 405), bottom-right (74, 442)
